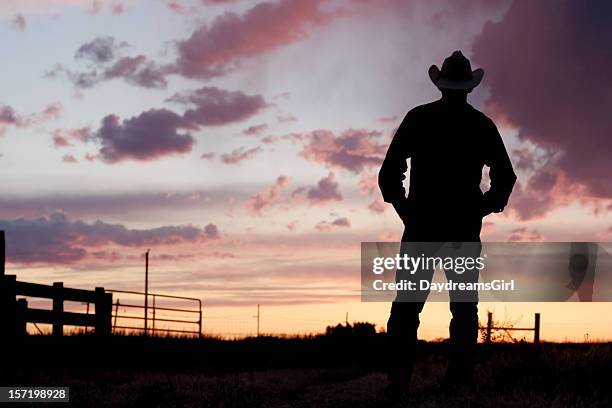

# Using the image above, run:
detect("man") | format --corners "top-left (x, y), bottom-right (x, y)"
top-left (378, 50), bottom-right (517, 394)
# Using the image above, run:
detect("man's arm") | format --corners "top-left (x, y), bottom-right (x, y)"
top-left (482, 119), bottom-right (517, 214)
top-left (378, 113), bottom-right (413, 219)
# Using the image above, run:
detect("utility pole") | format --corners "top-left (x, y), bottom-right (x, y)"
top-left (255, 304), bottom-right (260, 337)
top-left (144, 249), bottom-right (150, 336)
top-left (345, 312), bottom-right (348, 326)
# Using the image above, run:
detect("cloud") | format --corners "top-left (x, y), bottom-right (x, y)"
top-left (96, 110), bottom-right (195, 163)
top-left (506, 227), bottom-right (543, 242)
top-left (315, 217), bottom-right (351, 232)
top-left (110, 1), bottom-right (123, 15)
top-left (245, 175), bottom-right (289, 216)
top-left (299, 129), bottom-right (385, 173)
top-left (0, 102), bottom-right (61, 134)
top-left (0, 189), bottom-right (231, 220)
top-left (200, 152), bottom-right (216, 160)
top-left (472, 0), bottom-right (612, 198)
top-left (52, 127), bottom-right (93, 148)
top-left (220, 146), bottom-right (262, 165)
top-left (368, 198), bottom-right (386, 214)
top-left (242, 123), bottom-right (268, 136)
top-left (62, 154), bottom-right (78, 163)
top-left (0, 212), bottom-right (219, 264)
top-left (166, 0), bottom-right (185, 13)
top-left (201, 0), bottom-right (240, 4)
top-left (174, 0), bottom-right (338, 79)
top-left (50, 35), bottom-right (168, 89)
top-left (11, 13), bottom-right (26, 31)
top-left (506, 168), bottom-right (581, 221)
top-left (86, 86), bottom-right (267, 163)
top-left (168, 86), bottom-right (268, 126)
top-left (358, 173), bottom-right (378, 195)
top-left (292, 172), bottom-right (342, 204)
top-left (75, 36), bottom-right (126, 63)
top-left (104, 55), bottom-right (168, 88)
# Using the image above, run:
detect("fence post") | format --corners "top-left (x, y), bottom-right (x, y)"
top-left (52, 282), bottom-right (64, 337)
top-left (16, 298), bottom-right (28, 336)
top-left (1, 275), bottom-right (17, 337)
top-left (0, 230), bottom-right (5, 277)
top-left (534, 313), bottom-right (540, 344)
top-left (113, 299), bottom-right (120, 334)
top-left (198, 301), bottom-right (202, 338)
top-left (95, 287), bottom-right (112, 336)
top-left (485, 312), bottom-right (493, 344)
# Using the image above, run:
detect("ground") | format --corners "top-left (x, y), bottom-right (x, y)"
top-left (1, 336), bottom-right (610, 407)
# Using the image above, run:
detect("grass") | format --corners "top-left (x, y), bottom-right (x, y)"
top-left (1, 334), bottom-right (611, 407)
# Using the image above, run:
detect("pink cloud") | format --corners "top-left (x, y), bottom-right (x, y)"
top-left (506, 227), bottom-right (543, 242)
top-left (242, 123), bottom-right (268, 136)
top-left (174, 0), bottom-right (338, 79)
top-left (166, 0), bottom-right (185, 13)
top-left (359, 173), bottom-right (378, 195)
top-left (220, 146), bottom-right (262, 165)
top-left (52, 127), bottom-right (92, 148)
top-left (300, 129), bottom-right (385, 173)
top-left (506, 168), bottom-right (582, 220)
top-left (168, 86), bottom-right (268, 127)
top-left (315, 217), bottom-right (351, 232)
top-left (368, 198), bottom-right (386, 214)
top-left (292, 172), bottom-right (342, 204)
top-left (245, 175), bottom-right (289, 216)
top-left (0, 102), bottom-right (61, 134)
top-left (62, 154), bottom-right (78, 163)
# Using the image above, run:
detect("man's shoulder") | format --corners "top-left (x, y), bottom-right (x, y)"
top-left (466, 105), bottom-right (494, 123)
top-left (406, 101), bottom-right (439, 116)
top-left (403, 101), bottom-right (496, 127)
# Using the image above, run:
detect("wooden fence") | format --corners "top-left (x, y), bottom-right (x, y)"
top-left (0, 275), bottom-right (113, 337)
top-left (483, 312), bottom-right (540, 343)
top-left (0, 230), bottom-right (112, 336)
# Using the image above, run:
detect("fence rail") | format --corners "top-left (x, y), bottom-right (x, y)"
top-left (482, 312), bottom-right (540, 343)
top-left (0, 275), bottom-right (112, 337)
top-left (107, 289), bottom-right (202, 337)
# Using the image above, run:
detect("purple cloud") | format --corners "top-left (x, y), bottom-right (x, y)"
top-left (96, 110), bottom-right (194, 163)
top-left (0, 212), bottom-right (219, 264)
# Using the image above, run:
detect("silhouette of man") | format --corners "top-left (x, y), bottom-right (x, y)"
top-left (378, 50), bottom-right (517, 394)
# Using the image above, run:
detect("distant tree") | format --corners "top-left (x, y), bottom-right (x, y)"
top-left (324, 322), bottom-right (376, 337)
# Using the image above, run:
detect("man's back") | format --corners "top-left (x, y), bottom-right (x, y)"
top-left (378, 97), bottom-right (516, 240)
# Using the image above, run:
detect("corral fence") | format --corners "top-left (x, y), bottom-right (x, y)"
top-left (108, 289), bottom-right (202, 336)
top-left (0, 274), bottom-right (113, 337)
top-left (482, 312), bottom-right (541, 343)
top-left (0, 231), bottom-right (202, 338)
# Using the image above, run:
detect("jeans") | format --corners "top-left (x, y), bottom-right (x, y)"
top-left (386, 234), bottom-right (482, 386)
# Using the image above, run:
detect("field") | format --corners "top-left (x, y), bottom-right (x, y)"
top-left (1, 335), bottom-right (611, 407)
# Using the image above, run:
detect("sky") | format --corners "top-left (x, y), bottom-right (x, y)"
top-left (1, 0), bottom-right (611, 341)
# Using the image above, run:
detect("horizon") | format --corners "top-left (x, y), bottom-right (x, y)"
top-left (1, 0), bottom-right (612, 343)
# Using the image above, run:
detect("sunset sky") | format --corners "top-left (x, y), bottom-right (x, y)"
top-left (1, 0), bottom-right (611, 341)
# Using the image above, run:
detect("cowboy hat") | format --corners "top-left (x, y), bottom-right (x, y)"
top-left (428, 50), bottom-right (484, 90)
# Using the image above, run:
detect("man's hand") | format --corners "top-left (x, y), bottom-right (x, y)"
top-left (481, 195), bottom-right (504, 217)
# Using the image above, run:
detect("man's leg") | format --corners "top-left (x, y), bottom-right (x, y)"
top-left (386, 241), bottom-right (436, 392)
top-left (442, 241), bottom-right (481, 386)
top-left (446, 301), bottom-right (478, 385)
top-left (386, 301), bottom-right (425, 390)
